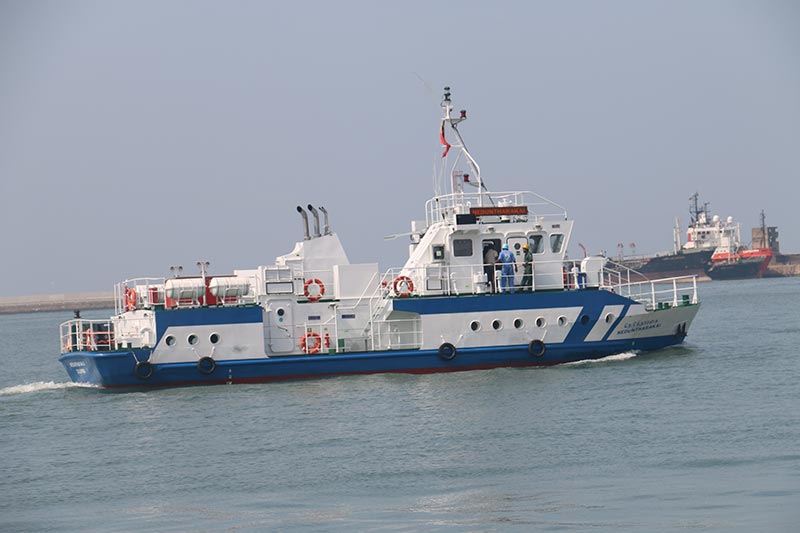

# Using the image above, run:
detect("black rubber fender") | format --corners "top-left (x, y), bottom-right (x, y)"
top-left (135, 360), bottom-right (153, 379)
top-left (198, 356), bottom-right (216, 375)
top-left (438, 342), bottom-right (457, 361)
top-left (528, 339), bottom-right (546, 357)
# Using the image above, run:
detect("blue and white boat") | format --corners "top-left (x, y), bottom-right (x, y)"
top-left (59, 87), bottom-right (700, 389)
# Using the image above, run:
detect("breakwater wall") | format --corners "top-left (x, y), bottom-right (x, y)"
top-left (0, 292), bottom-right (115, 314)
top-left (767, 253), bottom-right (800, 277)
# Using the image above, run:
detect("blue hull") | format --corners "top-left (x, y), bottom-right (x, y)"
top-left (59, 335), bottom-right (685, 389)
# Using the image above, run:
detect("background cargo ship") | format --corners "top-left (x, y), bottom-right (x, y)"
top-left (620, 196), bottom-right (779, 281)
top-left (618, 193), bottom-right (718, 280)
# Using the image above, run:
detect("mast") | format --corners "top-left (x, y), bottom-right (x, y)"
top-left (440, 87), bottom-right (488, 205)
top-left (688, 192), bottom-right (712, 225)
top-left (688, 193), bottom-right (699, 224)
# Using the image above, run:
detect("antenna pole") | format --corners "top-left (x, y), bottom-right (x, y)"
top-left (441, 86), bottom-right (487, 206)
top-left (689, 192), bottom-right (699, 223)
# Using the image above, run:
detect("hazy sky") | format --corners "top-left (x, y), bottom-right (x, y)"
top-left (1, 1), bottom-right (798, 296)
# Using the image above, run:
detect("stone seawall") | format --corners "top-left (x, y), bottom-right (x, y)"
top-left (767, 253), bottom-right (800, 277)
top-left (0, 292), bottom-right (115, 314)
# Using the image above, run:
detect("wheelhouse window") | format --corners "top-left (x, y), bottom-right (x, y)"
top-left (550, 233), bottom-right (565, 253)
top-left (432, 245), bottom-right (445, 261)
top-left (452, 239), bottom-right (473, 257)
top-left (529, 234), bottom-right (545, 254)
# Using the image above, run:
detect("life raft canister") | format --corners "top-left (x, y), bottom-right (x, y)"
top-left (301, 331), bottom-right (322, 354)
top-left (392, 275), bottom-right (414, 298)
top-left (303, 279), bottom-right (325, 302)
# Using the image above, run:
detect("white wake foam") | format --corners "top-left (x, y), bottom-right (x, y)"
top-left (564, 351), bottom-right (639, 366)
top-left (0, 381), bottom-right (97, 396)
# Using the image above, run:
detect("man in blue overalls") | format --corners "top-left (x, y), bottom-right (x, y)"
top-left (497, 243), bottom-right (517, 294)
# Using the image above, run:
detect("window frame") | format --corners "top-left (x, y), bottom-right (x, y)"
top-left (452, 238), bottom-right (474, 257)
top-left (550, 233), bottom-right (565, 254)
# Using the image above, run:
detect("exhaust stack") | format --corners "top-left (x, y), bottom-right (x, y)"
top-left (319, 206), bottom-right (331, 235)
top-left (296, 206), bottom-right (310, 240)
top-left (307, 204), bottom-right (321, 238)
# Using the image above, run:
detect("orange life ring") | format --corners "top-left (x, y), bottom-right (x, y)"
top-left (300, 332), bottom-right (322, 354)
top-left (303, 278), bottom-right (325, 302)
top-left (125, 288), bottom-right (137, 311)
top-left (392, 275), bottom-right (414, 298)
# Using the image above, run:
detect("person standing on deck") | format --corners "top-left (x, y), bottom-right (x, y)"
top-left (483, 244), bottom-right (499, 292)
top-left (498, 243), bottom-right (517, 293)
top-left (520, 243), bottom-right (533, 291)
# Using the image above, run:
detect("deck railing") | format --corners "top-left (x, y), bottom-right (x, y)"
top-left (115, 278), bottom-right (166, 314)
top-left (284, 316), bottom-right (422, 356)
top-left (425, 190), bottom-right (568, 227)
top-left (602, 260), bottom-right (698, 311)
top-left (60, 319), bottom-right (115, 353)
top-left (607, 275), bottom-right (698, 311)
top-left (115, 276), bottom-right (256, 312)
top-left (377, 257), bottom-right (581, 299)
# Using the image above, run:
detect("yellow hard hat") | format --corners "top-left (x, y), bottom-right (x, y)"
top-left (522, 243), bottom-right (530, 249)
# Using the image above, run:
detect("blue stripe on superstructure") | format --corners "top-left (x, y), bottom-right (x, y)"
top-left (563, 300), bottom-right (626, 345)
top-left (601, 304), bottom-right (632, 342)
top-left (154, 306), bottom-right (263, 343)
top-left (391, 289), bottom-right (632, 315)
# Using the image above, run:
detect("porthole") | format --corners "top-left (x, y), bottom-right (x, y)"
top-left (557, 316), bottom-right (568, 327)
top-left (276, 308), bottom-right (285, 317)
top-left (470, 320), bottom-right (481, 332)
top-left (536, 317), bottom-right (546, 328)
top-left (492, 319), bottom-right (503, 330)
top-left (165, 335), bottom-right (176, 346)
top-left (580, 315), bottom-right (590, 326)
top-left (513, 318), bottom-right (524, 329)
top-left (209, 333), bottom-right (220, 344)
top-left (604, 313), bottom-right (615, 324)
top-left (188, 334), bottom-right (199, 345)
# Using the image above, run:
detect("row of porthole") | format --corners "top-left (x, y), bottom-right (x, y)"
top-left (470, 318), bottom-right (530, 332)
top-left (470, 313), bottom-right (615, 332)
top-left (164, 332), bottom-right (221, 347)
top-left (161, 314), bottom-right (616, 344)
top-left (470, 316), bottom-right (566, 332)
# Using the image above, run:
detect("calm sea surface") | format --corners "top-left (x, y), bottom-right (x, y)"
top-left (1, 278), bottom-right (798, 532)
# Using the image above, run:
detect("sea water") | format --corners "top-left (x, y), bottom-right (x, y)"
top-left (1, 278), bottom-right (798, 532)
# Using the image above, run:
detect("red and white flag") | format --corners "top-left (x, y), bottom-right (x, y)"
top-left (439, 121), bottom-right (451, 158)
